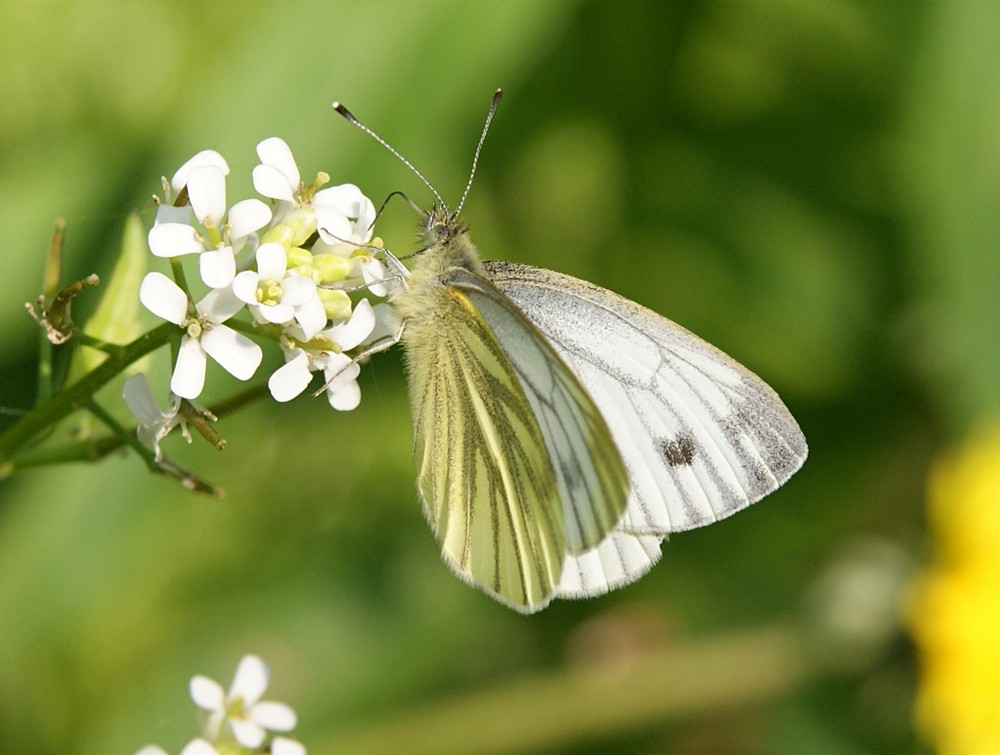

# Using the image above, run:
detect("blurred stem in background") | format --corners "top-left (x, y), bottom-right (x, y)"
top-left (329, 623), bottom-right (810, 754)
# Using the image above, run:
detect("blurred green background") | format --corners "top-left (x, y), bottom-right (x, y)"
top-left (2, 1), bottom-right (997, 752)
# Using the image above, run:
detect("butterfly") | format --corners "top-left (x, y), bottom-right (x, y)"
top-left (333, 91), bottom-right (807, 613)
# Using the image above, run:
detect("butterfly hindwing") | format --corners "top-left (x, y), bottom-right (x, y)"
top-left (557, 530), bottom-right (663, 599)
top-left (484, 260), bottom-right (808, 597)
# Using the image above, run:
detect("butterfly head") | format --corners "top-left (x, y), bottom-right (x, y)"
top-left (421, 204), bottom-right (468, 247)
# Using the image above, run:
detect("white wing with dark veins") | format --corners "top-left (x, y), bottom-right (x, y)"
top-left (485, 260), bottom-right (807, 598)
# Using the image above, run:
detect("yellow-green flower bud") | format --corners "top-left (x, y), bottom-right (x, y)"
top-left (313, 253), bottom-right (355, 284)
top-left (319, 288), bottom-right (353, 320)
top-left (286, 246), bottom-right (314, 276)
top-left (281, 206), bottom-right (318, 247)
top-left (261, 224), bottom-right (295, 247)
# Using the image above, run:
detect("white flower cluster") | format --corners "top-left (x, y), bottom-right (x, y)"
top-left (128, 138), bottom-right (398, 457)
top-left (136, 654), bottom-right (304, 755)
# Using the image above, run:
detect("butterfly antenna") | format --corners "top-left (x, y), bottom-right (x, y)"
top-left (332, 101), bottom-right (446, 210)
top-left (454, 89), bottom-right (503, 218)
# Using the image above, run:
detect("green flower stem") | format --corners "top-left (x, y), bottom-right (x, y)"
top-left (84, 397), bottom-right (223, 497)
top-left (75, 332), bottom-right (127, 356)
top-left (225, 317), bottom-right (283, 342)
top-left (0, 322), bottom-right (176, 468)
top-left (10, 433), bottom-right (124, 468)
top-left (169, 256), bottom-right (190, 297)
top-left (84, 397), bottom-right (156, 462)
top-left (5, 382), bottom-right (268, 482)
top-left (36, 219), bottom-right (67, 401)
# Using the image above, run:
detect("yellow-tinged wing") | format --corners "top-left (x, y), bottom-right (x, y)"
top-left (402, 267), bottom-right (629, 613)
top-left (448, 268), bottom-right (630, 553)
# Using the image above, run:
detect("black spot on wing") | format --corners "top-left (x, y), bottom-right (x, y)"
top-left (662, 434), bottom-right (696, 467)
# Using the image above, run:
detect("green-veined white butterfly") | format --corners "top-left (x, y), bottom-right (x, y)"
top-left (333, 91), bottom-right (807, 614)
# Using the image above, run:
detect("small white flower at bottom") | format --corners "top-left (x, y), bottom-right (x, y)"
top-left (135, 739), bottom-right (218, 755)
top-left (272, 737), bottom-right (307, 755)
top-left (190, 655), bottom-right (297, 749)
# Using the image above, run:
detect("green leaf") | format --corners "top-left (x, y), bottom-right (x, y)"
top-left (69, 213), bottom-right (149, 377)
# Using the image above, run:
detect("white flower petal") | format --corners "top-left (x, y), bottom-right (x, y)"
top-left (230, 655), bottom-right (270, 704)
top-left (171, 150), bottom-right (229, 192)
top-left (171, 336), bottom-right (207, 399)
top-left (326, 298), bottom-right (375, 351)
top-left (313, 183), bottom-right (365, 215)
top-left (360, 258), bottom-right (388, 297)
top-left (257, 302), bottom-right (295, 324)
top-left (232, 270), bottom-right (261, 306)
top-left (122, 373), bottom-right (162, 424)
top-left (188, 674), bottom-right (226, 711)
top-left (230, 718), bottom-right (266, 749)
top-left (367, 302), bottom-right (401, 344)
top-left (328, 378), bottom-right (361, 411)
top-left (271, 737), bottom-right (306, 755)
top-left (179, 739), bottom-right (220, 755)
top-left (228, 198), bottom-right (272, 240)
top-left (314, 184), bottom-right (375, 242)
top-left (353, 195), bottom-right (376, 242)
top-left (134, 746), bottom-right (169, 755)
top-left (121, 375), bottom-right (178, 463)
top-left (137, 422), bottom-right (171, 462)
top-left (148, 223), bottom-right (203, 257)
top-left (256, 136), bottom-right (300, 188)
top-left (269, 352), bottom-right (313, 402)
top-left (202, 711), bottom-right (225, 743)
top-left (140, 272), bottom-right (188, 324)
top-left (250, 701), bottom-right (297, 731)
top-left (187, 165), bottom-right (227, 227)
top-left (323, 353), bottom-right (362, 411)
top-left (256, 243), bottom-right (288, 280)
top-left (294, 294), bottom-right (327, 341)
top-left (253, 164), bottom-right (295, 202)
top-left (153, 203), bottom-right (193, 226)
top-left (280, 274), bottom-right (316, 306)
top-left (309, 236), bottom-right (351, 258)
top-left (313, 208), bottom-right (351, 245)
top-left (197, 285), bottom-right (244, 324)
top-left (201, 325), bottom-right (262, 381)
top-left (199, 247), bottom-right (236, 289)
top-left (323, 351), bottom-right (356, 378)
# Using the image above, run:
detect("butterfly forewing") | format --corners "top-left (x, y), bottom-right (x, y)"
top-left (404, 274), bottom-right (568, 612)
top-left (447, 267), bottom-right (630, 555)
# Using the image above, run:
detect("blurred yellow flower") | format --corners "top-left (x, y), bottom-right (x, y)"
top-left (909, 428), bottom-right (1000, 755)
